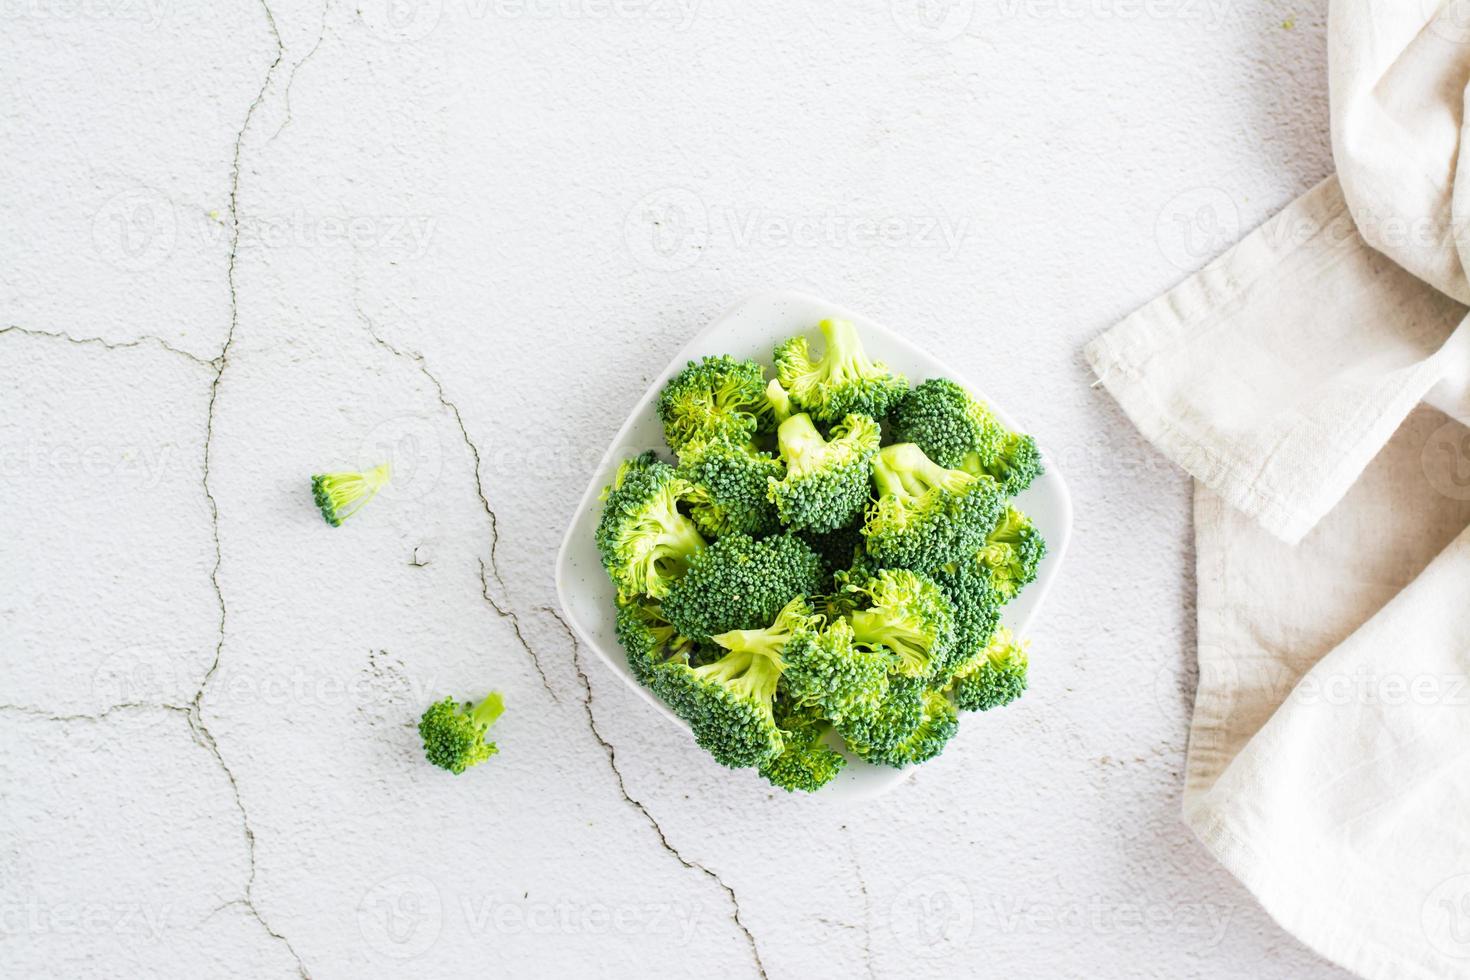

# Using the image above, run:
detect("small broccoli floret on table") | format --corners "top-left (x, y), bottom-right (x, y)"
top-left (779, 616), bottom-right (891, 723)
top-left (774, 319), bottom-right (908, 423)
top-left (947, 626), bottom-right (1029, 712)
top-left (418, 693), bottom-right (505, 774)
top-left (758, 705), bottom-right (847, 793)
top-left (890, 378), bottom-right (1044, 495)
top-left (657, 355), bottom-right (773, 454)
top-left (658, 598), bottom-right (819, 768)
top-left (595, 452), bottom-right (706, 600)
top-left (839, 567), bottom-right (956, 681)
top-left (311, 463), bottom-right (391, 526)
top-left (861, 443), bottom-right (1003, 572)
top-left (614, 596), bottom-right (695, 686)
top-left (766, 412), bottom-right (880, 533)
top-left (836, 675), bottom-right (958, 768)
top-left (977, 505), bottom-right (1047, 601)
top-left (677, 438), bottom-right (784, 538)
top-left (662, 531), bottom-right (825, 643)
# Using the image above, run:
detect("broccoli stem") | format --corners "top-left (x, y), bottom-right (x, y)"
top-left (776, 413), bottom-right (827, 475)
top-left (819, 319), bottom-right (875, 382)
top-left (873, 444), bottom-right (970, 499)
top-left (469, 692), bottom-right (505, 729)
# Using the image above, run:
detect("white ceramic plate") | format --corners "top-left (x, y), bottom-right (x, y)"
top-left (555, 290), bottom-right (1073, 800)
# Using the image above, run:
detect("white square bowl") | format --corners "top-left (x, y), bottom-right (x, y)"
top-left (555, 290), bottom-right (1072, 801)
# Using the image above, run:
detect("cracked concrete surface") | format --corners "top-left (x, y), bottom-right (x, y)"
top-left (2, 1), bottom-right (1362, 977)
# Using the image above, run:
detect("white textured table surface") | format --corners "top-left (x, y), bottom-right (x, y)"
top-left (1, 2), bottom-right (1352, 977)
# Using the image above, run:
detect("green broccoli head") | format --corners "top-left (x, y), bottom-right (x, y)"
top-left (311, 463), bottom-right (391, 526)
top-left (774, 319), bottom-right (908, 424)
top-left (596, 452), bottom-right (707, 600)
top-left (977, 506), bottom-right (1047, 601)
top-left (418, 693), bottom-right (505, 774)
top-left (840, 567), bottom-right (957, 680)
top-left (779, 616), bottom-right (892, 723)
top-left (800, 521), bottom-right (868, 579)
top-left (677, 438), bottom-right (784, 539)
top-left (861, 443), bottom-right (1004, 572)
top-left (766, 412), bottom-right (880, 533)
top-left (657, 355), bottom-right (773, 454)
top-left (759, 704), bottom-right (847, 793)
top-left (890, 378), bottom-right (1043, 495)
top-left (614, 596), bottom-right (695, 686)
top-left (836, 675), bottom-right (957, 768)
top-left (929, 559), bottom-right (1003, 684)
top-left (662, 531), bottom-right (825, 643)
top-left (948, 626), bottom-right (1029, 712)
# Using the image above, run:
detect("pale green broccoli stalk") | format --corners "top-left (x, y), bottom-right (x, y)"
top-left (662, 531), bottom-right (824, 643)
top-left (419, 693), bottom-right (505, 774)
top-left (311, 463), bottom-right (391, 526)
top-left (656, 355), bottom-right (773, 453)
top-left (759, 705), bottom-right (847, 793)
top-left (948, 626), bottom-right (1029, 712)
top-left (766, 412), bottom-right (881, 533)
top-left (977, 506), bottom-right (1047, 601)
top-left (862, 443), bottom-right (1003, 572)
top-left (889, 378), bottom-right (1043, 495)
top-left (779, 616), bottom-right (892, 723)
top-left (678, 438), bottom-right (784, 538)
top-left (614, 597), bottom-right (696, 686)
top-left (595, 452), bottom-right (706, 600)
top-left (766, 378), bottom-right (795, 425)
top-left (841, 568), bottom-right (957, 680)
top-left (774, 319), bottom-right (908, 423)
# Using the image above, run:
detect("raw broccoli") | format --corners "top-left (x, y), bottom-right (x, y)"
top-left (311, 463), bottom-right (391, 526)
top-left (977, 506), bottom-right (1047, 601)
top-left (800, 521), bottom-right (868, 578)
top-left (840, 568), bottom-right (956, 680)
top-left (678, 438), bottom-right (784, 538)
top-left (758, 706), bottom-right (847, 793)
top-left (657, 598), bottom-right (820, 767)
top-left (596, 452), bottom-right (706, 600)
top-left (657, 355), bottom-right (773, 454)
top-left (766, 378), bottom-right (795, 425)
top-left (779, 616), bottom-right (892, 723)
top-left (889, 378), bottom-right (1043, 495)
top-left (948, 626), bottom-right (1029, 712)
top-left (836, 675), bottom-right (957, 768)
top-left (862, 443), bottom-right (1004, 572)
top-left (662, 531), bottom-right (824, 643)
top-left (418, 693), bottom-right (505, 774)
top-left (614, 597), bottom-right (695, 686)
top-left (930, 559), bottom-right (1003, 683)
top-left (774, 319), bottom-right (908, 423)
top-left (766, 412), bottom-right (881, 532)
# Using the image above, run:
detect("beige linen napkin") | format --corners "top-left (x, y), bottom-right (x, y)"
top-left (1086, 4), bottom-right (1470, 977)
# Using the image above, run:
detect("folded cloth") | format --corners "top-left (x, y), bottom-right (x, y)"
top-left (1084, 4), bottom-right (1470, 977)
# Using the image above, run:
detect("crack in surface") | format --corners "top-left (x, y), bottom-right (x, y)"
top-left (269, 0), bottom-right (333, 144)
top-left (0, 702), bottom-right (190, 723)
top-left (353, 305), bottom-right (560, 703)
top-left (545, 608), bottom-right (770, 980)
top-left (0, 324), bottom-right (215, 368)
top-left (848, 835), bottom-right (876, 980)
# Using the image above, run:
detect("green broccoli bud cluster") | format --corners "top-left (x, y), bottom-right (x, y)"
top-left (595, 318), bottom-right (1050, 792)
top-left (311, 463), bottom-right (391, 526)
top-left (419, 693), bottom-right (505, 774)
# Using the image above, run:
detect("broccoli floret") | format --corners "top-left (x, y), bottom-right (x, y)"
top-left (766, 413), bottom-right (880, 532)
top-left (614, 597), bottom-right (695, 686)
top-left (837, 675), bottom-right (957, 768)
top-left (662, 531), bottom-right (824, 643)
top-left (890, 378), bottom-right (1044, 495)
top-left (840, 568), bottom-right (956, 680)
top-left (418, 693), bottom-right (505, 774)
top-left (311, 463), bottom-right (390, 526)
top-left (657, 355), bottom-right (773, 454)
top-left (678, 438), bottom-right (784, 538)
top-left (759, 705), bottom-right (846, 793)
top-left (948, 626), bottom-right (1029, 712)
top-left (930, 560), bottom-right (1003, 684)
top-left (978, 506), bottom-right (1047, 601)
top-left (766, 378), bottom-right (795, 425)
top-left (658, 598), bottom-right (819, 767)
top-left (779, 616), bottom-right (892, 723)
top-left (596, 452), bottom-right (706, 600)
top-left (774, 319), bottom-right (908, 423)
top-left (800, 521), bottom-right (868, 578)
top-left (862, 443), bottom-right (1003, 572)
